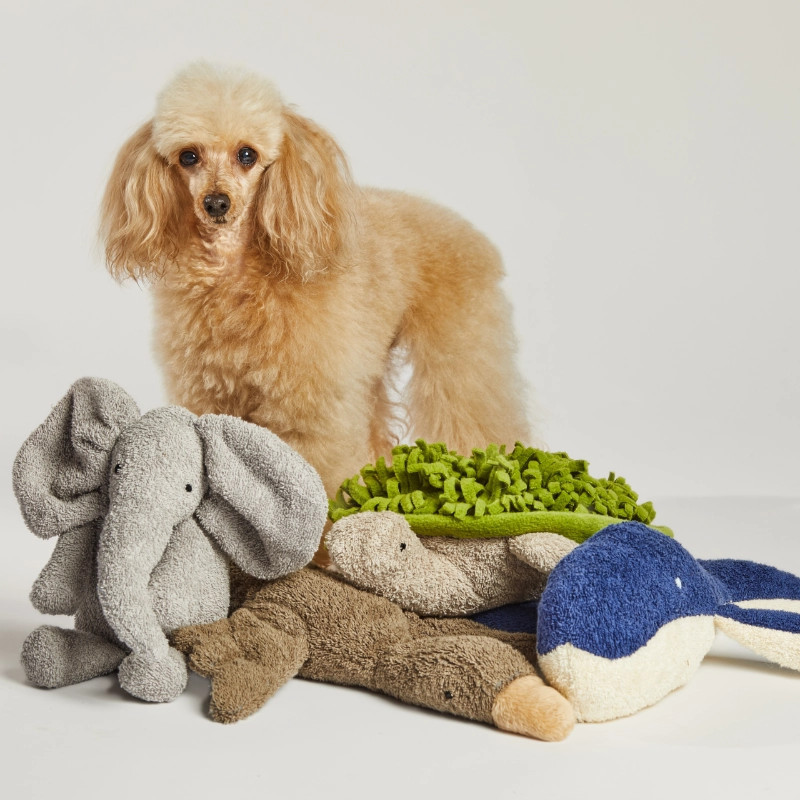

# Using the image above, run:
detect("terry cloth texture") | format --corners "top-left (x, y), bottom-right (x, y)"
top-left (471, 601), bottom-right (539, 635)
top-left (537, 522), bottom-right (720, 659)
top-left (329, 440), bottom-right (670, 542)
top-left (13, 377), bottom-right (327, 704)
top-left (700, 559), bottom-right (800, 604)
top-left (326, 512), bottom-right (578, 616)
top-left (172, 566), bottom-right (575, 740)
top-left (532, 522), bottom-right (800, 722)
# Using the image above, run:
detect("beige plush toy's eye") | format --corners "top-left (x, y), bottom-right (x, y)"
top-left (399, 542), bottom-right (407, 551)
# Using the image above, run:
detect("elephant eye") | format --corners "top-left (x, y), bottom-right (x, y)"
top-left (185, 484), bottom-right (193, 492)
top-left (399, 542), bottom-right (406, 551)
top-left (114, 464), bottom-right (122, 474)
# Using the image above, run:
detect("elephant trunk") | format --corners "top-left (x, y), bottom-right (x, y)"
top-left (96, 503), bottom-right (175, 657)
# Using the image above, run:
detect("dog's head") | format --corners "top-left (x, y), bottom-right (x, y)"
top-left (101, 62), bottom-right (354, 281)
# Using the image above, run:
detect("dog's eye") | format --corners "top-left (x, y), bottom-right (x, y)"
top-left (237, 147), bottom-right (258, 166)
top-left (179, 150), bottom-right (199, 167)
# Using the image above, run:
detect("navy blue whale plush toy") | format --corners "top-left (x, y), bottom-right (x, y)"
top-left (534, 522), bottom-right (800, 722)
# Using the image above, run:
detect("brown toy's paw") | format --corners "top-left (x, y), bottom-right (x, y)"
top-left (173, 608), bottom-right (309, 724)
top-left (208, 622), bottom-right (309, 723)
top-left (170, 617), bottom-right (241, 678)
top-left (492, 675), bottom-right (575, 742)
top-left (208, 658), bottom-right (289, 724)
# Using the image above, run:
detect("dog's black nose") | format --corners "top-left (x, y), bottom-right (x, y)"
top-left (203, 193), bottom-right (230, 217)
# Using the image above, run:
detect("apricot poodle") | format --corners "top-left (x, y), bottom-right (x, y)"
top-left (100, 62), bottom-right (533, 495)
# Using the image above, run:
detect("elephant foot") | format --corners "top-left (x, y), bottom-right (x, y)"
top-left (117, 648), bottom-right (187, 703)
top-left (21, 625), bottom-right (125, 689)
top-left (491, 675), bottom-right (575, 742)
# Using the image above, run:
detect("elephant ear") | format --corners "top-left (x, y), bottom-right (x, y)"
top-left (194, 415), bottom-right (328, 580)
top-left (13, 377), bottom-right (140, 538)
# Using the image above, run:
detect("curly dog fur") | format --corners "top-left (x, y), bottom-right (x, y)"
top-left (100, 62), bottom-right (533, 495)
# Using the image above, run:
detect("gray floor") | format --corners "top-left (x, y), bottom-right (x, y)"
top-left (3, 497), bottom-right (800, 799)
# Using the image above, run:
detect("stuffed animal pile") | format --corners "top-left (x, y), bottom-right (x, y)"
top-left (14, 385), bottom-right (800, 741)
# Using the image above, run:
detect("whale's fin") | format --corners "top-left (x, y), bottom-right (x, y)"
top-left (715, 602), bottom-right (800, 671)
top-left (702, 558), bottom-right (800, 670)
top-left (700, 559), bottom-right (800, 603)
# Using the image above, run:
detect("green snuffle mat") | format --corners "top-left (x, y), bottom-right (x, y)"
top-left (329, 441), bottom-right (672, 543)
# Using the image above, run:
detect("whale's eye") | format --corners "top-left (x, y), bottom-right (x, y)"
top-left (675, 577), bottom-right (682, 589)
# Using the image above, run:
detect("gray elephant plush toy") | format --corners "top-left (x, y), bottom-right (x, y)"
top-left (13, 377), bottom-right (327, 703)
top-left (325, 511), bottom-right (579, 616)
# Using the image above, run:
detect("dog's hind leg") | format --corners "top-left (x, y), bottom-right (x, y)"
top-left (399, 271), bottom-right (534, 452)
top-left (367, 346), bottom-right (409, 462)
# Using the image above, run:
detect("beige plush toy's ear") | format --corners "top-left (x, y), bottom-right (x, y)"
top-left (13, 377), bottom-right (140, 539)
top-left (194, 415), bottom-right (328, 580)
top-left (509, 532), bottom-right (579, 574)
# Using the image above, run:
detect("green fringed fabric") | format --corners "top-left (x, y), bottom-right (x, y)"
top-left (329, 441), bottom-right (672, 543)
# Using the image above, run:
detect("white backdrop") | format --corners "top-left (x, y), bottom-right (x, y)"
top-left (1, 0), bottom-right (798, 502)
top-left (2, 4), bottom-right (800, 797)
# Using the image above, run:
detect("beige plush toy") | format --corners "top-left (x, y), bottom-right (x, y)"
top-left (325, 511), bottom-right (578, 615)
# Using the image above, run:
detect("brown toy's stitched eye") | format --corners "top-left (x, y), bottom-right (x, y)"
top-left (237, 147), bottom-right (257, 166)
top-left (179, 150), bottom-right (199, 167)
top-left (444, 690), bottom-right (453, 700)
top-left (185, 484), bottom-right (193, 492)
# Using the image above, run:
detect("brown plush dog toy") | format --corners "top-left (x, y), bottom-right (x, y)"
top-left (172, 566), bottom-right (575, 741)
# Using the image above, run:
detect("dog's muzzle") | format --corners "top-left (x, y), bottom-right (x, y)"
top-left (203, 193), bottom-right (231, 218)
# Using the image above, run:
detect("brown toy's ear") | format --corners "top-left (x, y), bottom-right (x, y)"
top-left (100, 121), bottom-right (189, 281)
top-left (194, 415), bottom-right (328, 580)
top-left (252, 108), bottom-right (355, 280)
top-left (13, 378), bottom-right (140, 538)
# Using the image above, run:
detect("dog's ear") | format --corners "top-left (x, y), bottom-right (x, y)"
top-left (100, 121), bottom-right (188, 281)
top-left (253, 109), bottom-right (355, 280)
